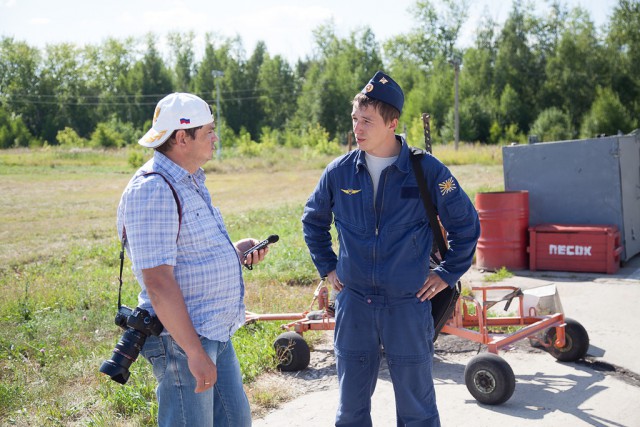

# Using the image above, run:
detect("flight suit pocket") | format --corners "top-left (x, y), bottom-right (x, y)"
top-left (445, 196), bottom-right (470, 222)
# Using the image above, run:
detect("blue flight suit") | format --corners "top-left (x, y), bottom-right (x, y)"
top-left (302, 136), bottom-right (480, 426)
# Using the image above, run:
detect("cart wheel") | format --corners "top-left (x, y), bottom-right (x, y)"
top-left (464, 353), bottom-right (516, 405)
top-left (545, 317), bottom-right (589, 362)
top-left (274, 332), bottom-right (310, 372)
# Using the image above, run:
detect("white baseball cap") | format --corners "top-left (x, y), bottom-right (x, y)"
top-left (138, 93), bottom-right (214, 148)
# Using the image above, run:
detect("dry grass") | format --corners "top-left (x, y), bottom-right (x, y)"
top-left (0, 145), bottom-right (503, 267)
top-left (246, 373), bottom-right (298, 418)
top-left (0, 156), bottom-right (328, 267)
top-left (0, 171), bottom-right (129, 266)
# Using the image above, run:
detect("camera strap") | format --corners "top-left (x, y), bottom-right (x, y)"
top-left (117, 171), bottom-right (182, 310)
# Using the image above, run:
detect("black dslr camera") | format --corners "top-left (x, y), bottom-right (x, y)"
top-left (100, 305), bottom-right (163, 384)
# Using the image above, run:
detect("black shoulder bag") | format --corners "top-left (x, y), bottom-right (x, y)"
top-left (409, 114), bottom-right (460, 341)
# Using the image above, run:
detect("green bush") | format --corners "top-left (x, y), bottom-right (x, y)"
top-left (90, 116), bottom-right (140, 148)
top-left (405, 115), bottom-right (426, 146)
top-left (259, 126), bottom-right (282, 147)
top-left (489, 121), bottom-right (502, 144)
top-left (283, 127), bottom-right (305, 149)
top-left (313, 137), bottom-right (342, 155)
top-left (217, 124), bottom-right (238, 150)
top-left (56, 127), bottom-right (88, 147)
top-left (237, 128), bottom-right (261, 157)
top-left (530, 107), bottom-right (573, 142)
top-left (0, 105), bottom-right (34, 148)
top-left (90, 123), bottom-right (120, 148)
top-left (294, 124), bottom-right (342, 155)
top-left (441, 97), bottom-right (492, 143)
top-left (128, 149), bottom-right (145, 168)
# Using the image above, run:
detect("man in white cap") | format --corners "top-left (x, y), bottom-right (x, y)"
top-left (117, 93), bottom-right (267, 426)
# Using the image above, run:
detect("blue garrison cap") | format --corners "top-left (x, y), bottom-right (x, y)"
top-left (361, 71), bottom-right (404, 114)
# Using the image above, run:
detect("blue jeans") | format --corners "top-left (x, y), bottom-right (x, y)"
top-left (141, 334), bottom-right (251, 427)
top-left (334, 289), bottom-right (440, 427)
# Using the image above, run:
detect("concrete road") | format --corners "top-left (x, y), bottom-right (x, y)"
top-left (254, 256), bottom-right (640, 427)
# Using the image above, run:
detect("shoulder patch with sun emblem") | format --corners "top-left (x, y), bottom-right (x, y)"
top-left (341, 189), bottom-right (362, 195)
top-left (438, 177), bottom-right (456, 196)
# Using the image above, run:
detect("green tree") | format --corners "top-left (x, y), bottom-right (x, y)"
top-left (498, 84), bottom-right (524, 130)
top-left (38, 43), bottom-right (95, 142)
top-left (493, 1), bottom-right (540, 133)
top-left (0, 37), bottom-right (43, 139)
top-left (216, 36), bottom-right (249, 137)
top-left (292, 62), bottom-right (323, 134)
top-left (127, 34), bottom-right (174, 129)
top-left (242, 41), bottom-right (268, 137)
top-left (401, 70), bottom-right (433, 134)
top-left (533, 1), bottom-right (570, 55)
top-left (580, 86), bottom-right (636, 138)
top-left (257, 54), bottom-right (296, 131)
top-left (460, 32), bottom-right (496, 102)
top-left (195, 35), bottom-right (254, 138)
top-left (406, 58), bottom-right (453, 140)
top-left (385, 0), bottom-right (469, 70)
top-left (441, 96), bottom-right (492, 143)
top-left (384, 0), bottom-right (469, 123)
top-left (456, 13), bottom-right (499, 144)
top-left (540, 8), bottom-right (607, 132)
top-left (293, 23), bottom-right (382, 140)
top-left (606, 0), bottom-right (640, 119)
top-left (192, 33), bottom-right (219, 98)
top-left (322, 26), bottom-right (382, 138)
top-left (83, 37), bottom-right (137, 124)
top-left (168, 31), bottom-right (196, 92)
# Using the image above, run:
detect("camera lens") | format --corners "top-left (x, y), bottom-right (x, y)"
top-left (100, 328), bottom-right (147, 384)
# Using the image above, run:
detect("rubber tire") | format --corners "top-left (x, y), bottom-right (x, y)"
top-left (464, 353), bottom-right (516, 405)
top-left (274, 332), bottom-right (310, 372)
top-left (545, 317), bottom-right (589, 362)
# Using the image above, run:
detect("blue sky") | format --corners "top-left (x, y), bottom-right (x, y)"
top-left (0, 0), bottom-right (619, 63)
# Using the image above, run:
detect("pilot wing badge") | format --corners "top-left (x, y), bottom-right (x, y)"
top-left (341, 189), bottom-right (362, 195)
top-left (438, 177), bottom-right (456, 196)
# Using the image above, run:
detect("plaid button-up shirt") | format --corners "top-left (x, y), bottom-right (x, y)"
top-left (117, 152), bottom-right (245, 341)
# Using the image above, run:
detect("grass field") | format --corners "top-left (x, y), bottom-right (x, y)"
top-left (0, 143), bottom-right (503, 425)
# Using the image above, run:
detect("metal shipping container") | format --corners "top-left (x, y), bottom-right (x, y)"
top-left (503, 134), bottom-right (640, 262)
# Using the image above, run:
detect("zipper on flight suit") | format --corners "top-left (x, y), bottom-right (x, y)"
top-left (372, 170), bottom-right (389, 289)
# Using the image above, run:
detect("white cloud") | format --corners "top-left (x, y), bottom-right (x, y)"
top-left (0, 0), bottom-right (619, 64)
top-left (213, 5), bottom-right (334, 59)
top-left (117, 11), bottom-right (135, 25)
top-left (246, 5), bottom-right (333, 26)
top-left (30, 17), bottom-right (50, 25)
top-left (143, 5), bottom-right (210, 32)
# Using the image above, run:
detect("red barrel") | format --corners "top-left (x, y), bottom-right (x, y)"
top-left (475, 191), bottom-right (529, 270)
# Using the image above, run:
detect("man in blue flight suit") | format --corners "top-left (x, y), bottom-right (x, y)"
top-left (302, 71), bottom-right (481, 426)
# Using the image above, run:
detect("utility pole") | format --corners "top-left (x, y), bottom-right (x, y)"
top-left (448, 57), bottom-right (461, 151)
top-left (211, 70), bottom-right (224, 159)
